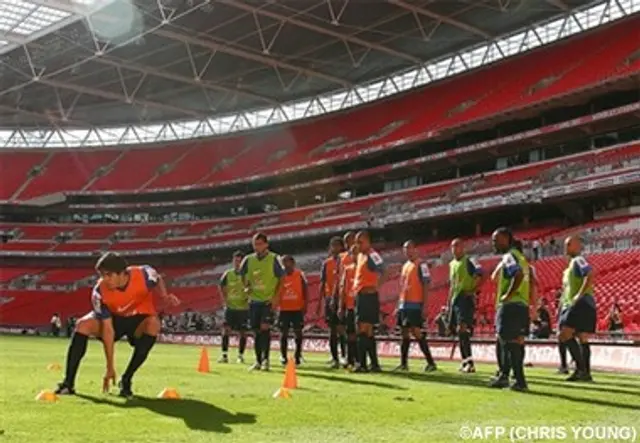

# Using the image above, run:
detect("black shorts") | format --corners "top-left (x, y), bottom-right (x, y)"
top-left (249, 301), bottom-right (273, 330)
top-left (559, 296), bottom-right (596, 334)
top-left (450, 294), bottom-right (475, 331)
top-left (111, 314), bottom-right (149, 346)
top-left (224, 309), bottom-right (248, 331)
top-left (325, 297), bottom-right (343, 326)
top-left (279, 310), bottom-right (304, 330)
top-left (396, 309), bottom-right (424, 329)
top-left (356, 292), bottom-right (379, 325)
top-left (344, 309), bottom-right (356, 334)
top-left (557, 306), bottom-right (568, 333)
top-left (496, 303), bottom-right (529, 341)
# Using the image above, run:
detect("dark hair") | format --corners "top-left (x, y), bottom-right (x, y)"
top-left (232, 250), bottom-right (244, 258)
top-left (95, 252), bottom-right (128, 274)
top-left (253, 232), bottom-right (268, 243)
top-left (282, 254), bottom-right (295, 264)
top-left (330, 236), bottom-right (344, 248)
top-left (356, 230), bottom-right (370, 241)
top-left (494, 227), bottom-right (514, 245)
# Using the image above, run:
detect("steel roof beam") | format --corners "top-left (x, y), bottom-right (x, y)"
top-left (216, 0), bottom-right (422, 64)
top-left (387, 0), bottom-right (492, 40)
top-left (153, 28), bottom-right (352, 87)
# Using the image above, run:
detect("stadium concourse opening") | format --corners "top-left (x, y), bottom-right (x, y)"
top-left (1, 1), bottom-right (640, 442)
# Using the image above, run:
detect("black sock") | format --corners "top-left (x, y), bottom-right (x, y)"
top-left (581, 343), bottom-right (591, 374)
top-left (262, 331), bottom-right (271, 362)
top-left (419, 335), bottom-right (435, 366)
top-left (63, 332), bottom-right (88, 387)
top-left (122, 334), bottom-right (157, 383)
top-left (495, 340), bottom-right (502, 372)
top-left (357, 333), bottom-right (368, 368)
top-left (339, 334), bottom-right (346, 359)
top-left (558, 342), bottom-right (567, 368)
top-left (465, 334), bottom-right (474, 366)
top-left (347, 338), bottom-right (357, 365)
top-left (239, 334), bottom-right (247, 355)
top-left (253, 331), bottom-right (262, 364)
top-left (499, 339), bottom-right (511, 377)
top-left (221, 334), bottom-right (229, 354)
top-left (294, 331), bottom-right (303, 361)
top-left (280, 328), bottom-right (289, 361)
top-left (368, 335), bottom-right (380, 368)
top-left (329, 330), bottom-right (339, 361)
top-left (565, 338), bottom-right (584, 372)
top-left (400, 337), bottom-right (410, 366)
top-left (458, 332), bottom-right (468, 360)
top-left (507, 342), bottom-right (526, 386)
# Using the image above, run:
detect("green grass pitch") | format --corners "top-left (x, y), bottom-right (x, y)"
top-left (0, 336), bottom-right (638, 443)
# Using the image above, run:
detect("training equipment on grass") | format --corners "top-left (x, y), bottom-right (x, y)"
top-left (273, 387), bottom-right (292, 399)
top-left (157, 388), bottom-right (181, 399)
top-left (47, 363), bottom-right (61, 371)
top-left (35, 390), bottom-right (59, 402)
top-left (197, 346), bottom-right (210, 373)
top-left (282, 356), bottom-right (298, 389)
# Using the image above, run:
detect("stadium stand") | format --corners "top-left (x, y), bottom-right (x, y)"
top-left (0, 17), bottom-right (638, 201)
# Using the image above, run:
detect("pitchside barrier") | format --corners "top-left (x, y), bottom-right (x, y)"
top-left (3, 326), bottom-right (639, 373)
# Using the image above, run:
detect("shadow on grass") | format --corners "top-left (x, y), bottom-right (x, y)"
top-left (76, 394), bottom-right (256, 433)
top-left (527, 378), bottom-right (640, 397)
top-left (299, 372), bottom-right (407, 390)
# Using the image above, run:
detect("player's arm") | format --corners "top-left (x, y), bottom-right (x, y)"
top-left (529, 268), bottom-right (538, 321)
top-left (239, 257), bottom-right (251, 294)
top-left (301, 272), bottom-right (309, 314)
top-left (572, 258), bottom-right (593, 304)
top-left (219, 272), bottom-right (228, 304)
top-left (338, 270), bottom-right (347, 315)
top-left (318, 261), bottom-right (327, 315)
top-left (272, 256), bottom-right (285, 306)
top-left (144, 266), bottom-right (180, 306)
top-left (92, 287), bottom-right (116, 391)
top-left (420, 262), bottom-right (431, 306)
top-left (369, 251), bottom-right (386, 289)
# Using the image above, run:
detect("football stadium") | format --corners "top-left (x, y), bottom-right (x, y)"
top-left (1, 0), bottom-right (640, 441)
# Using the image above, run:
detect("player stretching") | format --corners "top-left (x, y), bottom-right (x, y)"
top-left (489, 228), bottom-right (531, 392)
top-left (393, 240), bottom-right (437, 372)
top-left (276, 255), bottom-right (307, 366)
top-left (353, 231), bottom-right (385, 373)
top-left (241, 233), bottom-right (285, 371)
top-left (558, 236), bottom-right (596, 382)
top-left (338, 243), bottom-right (359, 368)
top-left (219, 251), bottom-right (249, 364)
top-left (55, 252), bottom-right (179, 397)
top-left (448, 238), bottom-right (483, 373)
top-left (319, 237), bottom-right (346, 369)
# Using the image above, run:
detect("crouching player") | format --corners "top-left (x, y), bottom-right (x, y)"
top-left (56, 252), bottom-right (179, 398)
top-left (276, 255), bottom-right (307, 366)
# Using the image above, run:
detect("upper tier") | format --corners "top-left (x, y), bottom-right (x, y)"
top-left (1, 17), bottom-right (638, 201)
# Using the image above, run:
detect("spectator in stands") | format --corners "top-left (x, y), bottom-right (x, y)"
top-left (532, 240), bottom-right (541, 261)
top-left (608, 303), bottom-right (624, 338)
top-left (435, 306), bottom-right (448, 337)
top-left (50, 313), bottom-right (62, 337)
top-left (532, 299), bottom-right (551, 339)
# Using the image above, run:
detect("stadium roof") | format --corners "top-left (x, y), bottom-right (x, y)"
top-left (0, 0), bottom-right (637, 148)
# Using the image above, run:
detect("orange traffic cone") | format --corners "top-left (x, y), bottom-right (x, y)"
top-left (157, 388), bottom-right (181, 399)
top-left (35, 390), bottom-right (58, 402)
top-left (273, 387), bottom-right (291, 399)
top-left (282, 356), bottom-right (298, 389)
top-left (197, 346), bottom-right (210, 373)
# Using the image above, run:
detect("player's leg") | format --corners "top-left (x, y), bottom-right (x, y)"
top-left (345, 310), bottom-right (357, 368)
top-left (219, 310), bottom-right (232, 363)
top-left (490, 305), bottom-right (512, 388)
top-left (119, 315), bottom-right (160, 397)
top-left (259, 304), bottom-right (273, 371)
top-left (249, 302), bottom-right (262, 370)
top-left (394, 322), bottom-right (411, 372)
top-left (577, 333), bottom-right (592, 381)
top-left (337, 323), bottom-right (347, 364)
top-left (327, 298), bottom-right (340, 368)
top-left (293, 311), bottom-right (304, 366)
top-left (367, 294), bottom-right (381, 372)
top-left (559, 303), bottom-right (587, 380)
top-left (505, 305), bottom-right (529, 391)
top-left (56, 312), bottom-right (102, 394)
top-left (236, 310), bottom-right (248, 363)
top-left (279, 312), bottom-right (290, 365)
top-left (411, 317), bottom-right (436, 371)
top-left (459, 297), bottom-right (475, 372)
